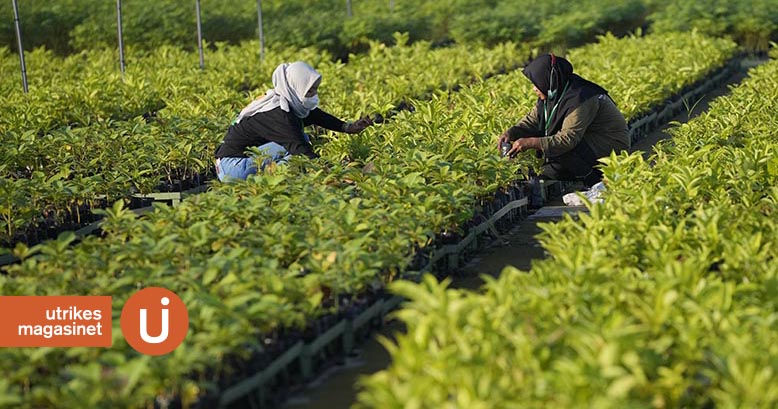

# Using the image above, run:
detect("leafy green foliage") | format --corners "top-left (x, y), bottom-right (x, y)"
top-left (1, 0), bottom-right (649, 58)
top-left (0, 31), bottom-right (741, 406)
top-left (357, 49), bottom-right (778, 409)
top-left (647, 0), bottom-right (778, 52)
top-left (0, 37), bottom-right (521, 246)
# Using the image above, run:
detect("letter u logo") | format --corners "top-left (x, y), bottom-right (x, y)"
top-left (139, 297), bottom-right (169, 344)
top-left (122, 287), bottom-right (189, 356)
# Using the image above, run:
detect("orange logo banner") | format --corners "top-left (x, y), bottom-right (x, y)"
top-left (0, 296), bottom-right (112, 347)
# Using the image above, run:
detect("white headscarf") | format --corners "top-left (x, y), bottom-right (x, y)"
top-left (235, 61), bottom-right (322, 123)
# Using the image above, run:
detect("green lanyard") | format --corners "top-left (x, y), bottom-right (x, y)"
top-left (543, 81), bottom-right (570, 136)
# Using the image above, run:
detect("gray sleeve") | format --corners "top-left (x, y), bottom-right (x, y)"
top-left (506, 105), bottom-right (541, 140)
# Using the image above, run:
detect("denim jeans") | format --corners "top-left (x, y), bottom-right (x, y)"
top-left (215, 142), bottom-right (290, 181)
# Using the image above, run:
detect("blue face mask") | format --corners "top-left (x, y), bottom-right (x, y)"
top-left (301, 94), bottom-right (319, 110)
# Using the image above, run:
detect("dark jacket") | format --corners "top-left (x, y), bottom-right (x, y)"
top-left (215, 107), bottom-right (345, 159)
top-left (508, 54), bottom-right (629, 157)
top-left (507, 95), bottom-right (629, 157)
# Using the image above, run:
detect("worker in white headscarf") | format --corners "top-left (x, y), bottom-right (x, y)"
top-left (215, 61), bottom-right (373, 181)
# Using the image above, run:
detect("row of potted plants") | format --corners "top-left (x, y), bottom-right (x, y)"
top-left (0, 35), bottom-right (525, 248)
top-left (356, 47), bottom-right (778, 408)
top-left (0, 31), bottom-right (739, 407)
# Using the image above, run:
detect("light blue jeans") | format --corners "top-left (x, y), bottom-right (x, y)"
top-left (216, 142), bottom-right (290, 181)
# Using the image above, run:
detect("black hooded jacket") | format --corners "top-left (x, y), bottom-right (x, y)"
top-left (507, 54), bottom-right (629, 157)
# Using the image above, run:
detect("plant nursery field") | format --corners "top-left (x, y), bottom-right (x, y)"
top-left (1, 1), bottom-right (777, 408)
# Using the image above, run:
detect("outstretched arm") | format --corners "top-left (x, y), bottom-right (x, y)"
top-left (498, 105), bottom-right (541, 149)
top-left (304, 108), bottom-right (346, 131)
top-left (305, 108), bottom-right (374, 134)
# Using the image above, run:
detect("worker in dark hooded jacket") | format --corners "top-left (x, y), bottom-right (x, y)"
top-left (498, 53), bottom-right (629, 186)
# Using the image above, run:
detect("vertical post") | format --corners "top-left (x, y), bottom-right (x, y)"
top-left (116, 0), bottom-right (126, 75)
top-left (195, 0), bottom-right (204, 69)
top-left (12, 0), bottom-right (28, 93)
top-left (346, 0), bottom-right (352, 17)
top-left (389, 0), bottom-right (394, 12)
top-left (256, 0), bottom-right (265, 61)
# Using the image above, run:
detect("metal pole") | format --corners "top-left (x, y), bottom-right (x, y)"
top-left (256, 0), bottom-right (265, 61)
top-left (195, 0), bottom-right (204, 69)
top-left (116, 0), bottom-right (125, 75)
top-left (12, 0), bottom-right (28, 93)
top-left (346, 0), bottom-right (352, 17)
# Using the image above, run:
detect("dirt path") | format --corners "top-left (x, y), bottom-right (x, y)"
top-left (281, 58), bottom-right (759, 409)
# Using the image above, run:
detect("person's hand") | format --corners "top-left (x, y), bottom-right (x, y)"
top-left (345, 116), bottom-right (374, 134)
top-left (507, 137), bottom-right (541, 157)
top-left (497, 131), bottom-right (511, 150)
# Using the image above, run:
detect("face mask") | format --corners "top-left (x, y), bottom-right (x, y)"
top-left (301, 94), bottom-right (319, 110)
